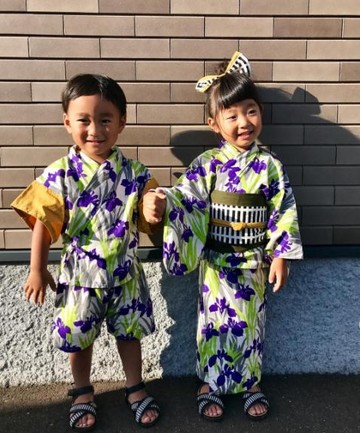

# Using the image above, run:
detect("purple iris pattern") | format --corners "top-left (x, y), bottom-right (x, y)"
top-left (43, 169), bottom-right (65, 187)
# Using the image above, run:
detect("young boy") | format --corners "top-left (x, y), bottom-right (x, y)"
top-left (11, 74), bottom-right (161, 431)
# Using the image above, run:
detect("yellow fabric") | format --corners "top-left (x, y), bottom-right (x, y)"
top-left (210, 218), bottom-right (266, 231)
top-left (137, 178), bottom-right (162, 234)
top-left (11, 181), bottom-right (65, 244)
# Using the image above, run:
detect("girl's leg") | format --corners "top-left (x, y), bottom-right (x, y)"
top-left (69, 344), bottom-right (95, 429)
top-left (117, 339), bottom-right (159, 425)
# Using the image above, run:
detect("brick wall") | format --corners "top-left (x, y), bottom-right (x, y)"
top-left (0, 0), bottom-right (359, 250)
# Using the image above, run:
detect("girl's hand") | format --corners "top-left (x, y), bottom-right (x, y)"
top-left (24, 269), bottom-right (56, 305)
top-left (142, 188), bottom-right (167, 224)
top-left (268, 258), bottom-right (288, 292)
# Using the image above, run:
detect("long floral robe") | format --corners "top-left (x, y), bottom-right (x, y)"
top-left (162, 141), bottom-right (303, 395)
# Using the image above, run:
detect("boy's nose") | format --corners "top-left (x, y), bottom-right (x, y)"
top-left (87, 122), bottom-right (100, 135)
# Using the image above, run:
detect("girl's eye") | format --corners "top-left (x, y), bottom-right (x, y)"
top-left (78, 118), bottom-right (89, 123)
top-left (248, 108), bottom-right (258, 115)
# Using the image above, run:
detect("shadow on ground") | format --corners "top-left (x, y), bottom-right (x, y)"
top-left (1, 375), bottom-right (359, 433)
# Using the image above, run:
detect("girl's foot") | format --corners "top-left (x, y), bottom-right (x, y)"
top-left (68, 385), bottom-right (96, 431)
top-left (197, 383), bottom-right (224, 421)
top-left (242, 386), bottom-right (269, 421)
top-left (125, 382), bottom-right (160, 426)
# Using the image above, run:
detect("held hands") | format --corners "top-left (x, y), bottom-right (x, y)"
top-left (142, 188), bottom-right (167, 224)
top-left (24, 268), bottom-right (56, 305)
top-left (268, 257), bottom-right (288, 292)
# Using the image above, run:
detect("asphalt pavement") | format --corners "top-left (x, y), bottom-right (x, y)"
top-left (1, 375), bottom-right (359, 433)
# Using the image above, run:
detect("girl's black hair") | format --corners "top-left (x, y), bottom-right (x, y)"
top-left (62, 74), bottom-right (127, 115)
top-left (206, 64), bottom-right (262, 119)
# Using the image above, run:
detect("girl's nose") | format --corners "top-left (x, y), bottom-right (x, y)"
top-left (238, 115), bottom-right (249, 128)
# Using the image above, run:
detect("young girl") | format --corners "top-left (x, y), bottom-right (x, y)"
top-left (143, 52), bottom-right (303, 421)
top-left (11, 74), bottom-right (161, 431)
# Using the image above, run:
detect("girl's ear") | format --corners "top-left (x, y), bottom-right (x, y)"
top-left (208, 117), bottom-right (220, 133)
top-left (63, 113), bottom-right (72, 134)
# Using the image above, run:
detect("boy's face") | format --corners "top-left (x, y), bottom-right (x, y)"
top-left (63, 94), bottom-right (126, 163)
top-left (208, 99), bottom-right (262, 153)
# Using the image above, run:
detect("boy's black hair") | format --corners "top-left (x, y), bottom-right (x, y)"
top-left (62, 74), bottom-right (127, 115)
top-left (206, 69), bottom-right (262, 119)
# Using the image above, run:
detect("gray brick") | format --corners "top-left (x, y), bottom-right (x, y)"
top-left (305, 125), bottom-right (360, 145)
top-left (171, 126), bottom-right (218, 147)
top-left (304, 167), bottom-right (360, 185)
top-left (334, 227), bottom-right (360, 244)
top-left (272, 104), bottom-right (337, 124)
top-left (99, 0), bottom-right (169, 14)
top-left (337, 146), bottom-right (360, 165)
top-left (335, 187), bottom-right (360, 205)
top-left (286, 166), bottom-right (302, 185)
top-left (293, 186), bottom-right (334, 206)
top-left (259, 126), bottom-right (304, 145)
top-left (66, 61), bottom-right (135, 81)
top-left (272, 146), bottom-right (335, 166)
top-left (300, 227), bottom-right (333, 245)
top-left (302, 206), bottom-right (360, 226)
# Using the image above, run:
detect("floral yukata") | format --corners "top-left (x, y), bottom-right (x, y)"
top-left (12, 146), bottom-right (157, 352)
top-left (162, 141), bottom-right (303, 395)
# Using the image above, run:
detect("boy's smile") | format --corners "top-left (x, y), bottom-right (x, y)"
top-left (63, 94), bottom-right (126, 164)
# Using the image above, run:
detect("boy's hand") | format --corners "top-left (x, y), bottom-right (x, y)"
top-left (24, 269), bottom-right (56, 305)
top-left (268, 257), bottom-right (288, 292)
top-left (142, 188), bottom-right (167, 224)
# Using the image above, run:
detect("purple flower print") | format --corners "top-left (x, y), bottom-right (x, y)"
top-left (216, 364), bottom-right (242, 387)
top-left (107, 219), bottom-right (129, 238)
top-left (219, 318), bottom-right (247, 336)
top-left (65, 196), bottom-right (73, 210)
top-left (208, 349), bottom-right (233, 368)
top-left (201, 284), bottom-right (210, 293)
top-left (274, 231), bottom-right (292, 256)
top-left (169, 207), bottom-right (184, 223)
top-left (249, 157), bottom-right (267, 174)
top-left (185, 165), bottom-right (207, 182)
top-left (209, 157), bottom-right (222, 173)
top-left (67, 155), bottom-right (85, 181)
top-left (113, 259), bottom-right (131, 280)
top-left (220, 159), bottom-right (237, 174)
top-left (225, 268), bottom-right (243, 284)
top-left (103, 161), bottom-right (116, 182)
top-left (234, 283), bottom-right (255, 301)
top-left (209, 297), bottom-right (236, 317)
top-left (267, 209), bottom-right (279, 232)
top-left (53, 317), bottom-right (71, 339)
top-left (244, 374), bottom-right (258, 390)
top-left (163, 241), bottom-right (180, 261)
top-left (121, 179), bottom-right (136, 195)
top-left (87, 249), bottom-right (107, 270)
top-left (105, 191), bottom-right (123, 212)
top-left (171, 262), bottom-right (188, 276)
top-left (260, 179), bottom-right (280, 201)
top-left (74, 316), bottom-right (99, 333)
top-left (201, 322), bottom-right (220, 341)
top-left (181, 226), bottom-right (193, 242)
top-left (77, 191), bottom-right (99, 213)
top-left (181, 196), bottom-right (206, 213)
top-left (43, 169), bottom-right (65, 187)
top-left (225, 254), bottom-right (247, 267)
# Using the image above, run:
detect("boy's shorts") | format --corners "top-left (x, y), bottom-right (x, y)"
top-left (52, 267), bottom-right (155, 352)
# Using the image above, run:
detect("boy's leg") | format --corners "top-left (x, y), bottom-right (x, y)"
top-left (117, 340), bottom-right (159, 425)
top-left (69, 344), bottom-right (95, 429)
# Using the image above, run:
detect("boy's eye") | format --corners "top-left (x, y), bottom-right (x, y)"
top-left (102, 118), bottom-right (111, 124)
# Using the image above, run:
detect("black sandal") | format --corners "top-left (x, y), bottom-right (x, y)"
top-left (197, 384), bottom-right (224, 422)
top-left (242, 390), bottom-right (269, 421)
top-left (125, 381), bottom-right (160, 428)
top-left (68, 385), bottom-right (97, 432)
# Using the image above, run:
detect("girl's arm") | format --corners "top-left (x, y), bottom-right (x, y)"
top-left (24, 219), bottom-right (56, 305)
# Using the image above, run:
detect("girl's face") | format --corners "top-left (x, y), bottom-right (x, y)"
top-left (63, 94), bottom-right (126, 163)
top-left (208, 99), bottom-right (262, 152)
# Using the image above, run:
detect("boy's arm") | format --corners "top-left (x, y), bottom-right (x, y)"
top-left (24, 219), bottom-right (56, 305)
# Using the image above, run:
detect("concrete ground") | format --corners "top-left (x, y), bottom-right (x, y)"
top-left (1, 375), bottom-right (359, 433)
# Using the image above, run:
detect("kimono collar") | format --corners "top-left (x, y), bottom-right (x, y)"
top-left (70, 145), bottom-right (123, 167)
top-left (220, 141), bottom-right (259, 163)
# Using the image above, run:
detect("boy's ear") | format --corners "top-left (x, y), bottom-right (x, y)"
top-left (208, 117), bottom-right (220, 133)
top-left (63, 113), bottom-right (72, 133)
top-left (118, 114), bottom-right (126, 133)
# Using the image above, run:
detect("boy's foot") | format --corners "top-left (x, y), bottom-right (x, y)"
top-left (197, 383), bottom-right (224, 421)
top-left (242, 386), bottom-right (269, 421)
top-left (125, 382), bottom-right (160, 427)
top-left (68, 386), bottom-right (96, 431)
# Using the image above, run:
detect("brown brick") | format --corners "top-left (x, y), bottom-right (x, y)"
top-left (171, 0), bottom-right (238, 15)
top-left (149, 168), bottom-right (171, 186)
top-left (27, 0), bottom-right (98, 12)
top-left (0, 230), bottom-right (4, 249)
top-left (259, 125), bottom-right (304, 145)
top-left (273, 62), bottom-right (340, 82)
top-left (30, 38), bottom-right (100, 58)
top-left (341, 63), bottom-right (360, 82)
top-left (0, 37), bottom-right (28, 57)
top-left (239, 40), bottom-right (306, 60)
top-left (139, 146), bottom-right (203, 167)
top-left (305, 125), bottom-right (360, 145)
top-left (2, 189), bottom-right (22, 207)
top-left (120, 83), bottom-right (170, 103)
top-left (0, 0), bottom-right (25, 11)
top-left (300, 227), bottom-right (333, 245)
top-left (0, 82), bottom-right (31, 102)
top-left (308, 41), bottom-right (360, 60)
top-left (0, 209), bottom-right (26, 228)
top-left (118, 126), bottom-right (170, 146)
top-left (338, 106), bottom-right (360, 124)
top-left (99, 0), bottom-right (169, 14)
top-left (241, 0), bottom-right (308, 15)
top-left (64, 15), bottom-right (134, 36)
top-left (33, 126), bottom-right (71, 146)
top-left (2, 147), bottom-right (67, 167)
top-left (306, 84), bottom-right (360, 103)
top-left (274, 18), bottom-right (342, 38)
top-left (206, 18), bottom-right (273, 37)
top-left (0, 14), bottom-right (63, 35)
top-left (31, 82), bottom-right (64, 102)
top-left (343, 19), bottom-right (360, 37)
top-left (66, 61), bottom-right (135, 81)
top-left (4, 229), bottom-right (31, 249)
top-left (136, 16), bottom-right (203, 37)
top-left (259, 85), bottom-right (306, 103)
top-left (249, 63), bottom-right (273, 81)
top-left (171, 84), bottom-right (205, 103)
top-left (139, 231), bottom-right (162, 247)
top-left (171, 126), bottom-right (218, 147)
top-left (309, 0), bottom-right (360, 15)
top-left (0, 126), bottom-right (33, 145)
top-left (334, 227), bottom-right (360, 244)
top-left (119, 147), bottom-right (137, 161)
top-left (272, 104), bottom-right (337, 124)
top-left (137, 104), bottom-right (204, 124)
top-left (137, 61), bottom-right (203, 81)
top-left (171, 39), bottom-right (238, 59)
top-left (125, 105), bottom-right (136, 124)
top-left (0, 104), bottom-right (62, 124)
top-left (101, 39), bottom-right (169, 59)
top-left (0, 169), bottom-right (34, 187)
top-left (171, 168), bottom-right (185, 185)
top-left (0, 60), bottom-right (65, 80)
